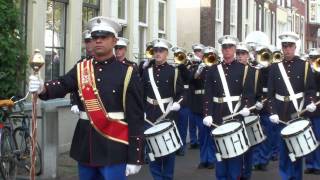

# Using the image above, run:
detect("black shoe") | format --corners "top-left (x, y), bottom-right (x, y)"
top-left (175, 150), bottom-right (185, 156)
top-left (206, 163), bottom-right (215, 169)
top-left (252, 164), bottom-right (267, 171)
top-left (304, 168), bottom-right (315, 174)
top-left (197, 162), bottom-right (207, 169)
top-left (189, 143), bottom-right (199, 149)
top-left (313, 169), bottom-right (320, 175)
top-left (259, 164), bottom-right (268, 171)
top-left (239, 177), bottom-right (249, 180)
top-left (271, 155), bottom-right (278, 161)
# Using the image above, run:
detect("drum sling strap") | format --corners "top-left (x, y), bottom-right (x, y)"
top-left (278, 62), bottom-right (308, 113)
top-left (217, 64), bottom-right (248, 114)
top-left (148, 67), bottom-right (176, 113)
top-left (77, 59), bottom-right (133, 145)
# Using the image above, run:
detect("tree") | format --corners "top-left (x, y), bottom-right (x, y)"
top-left (0, 0), bottom-right (27, 98)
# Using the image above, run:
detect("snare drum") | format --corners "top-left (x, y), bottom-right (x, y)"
top-left (144, 120), bottom-right (183, 160)
top-left (244, 115), bottom-right (266, 146)
top-left (211, 120), bottom-right (250, 161)
top-left (281, 118), bottom-right (319, 162)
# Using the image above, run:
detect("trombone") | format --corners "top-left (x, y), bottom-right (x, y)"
top-left (310, 57), bottom-right (320, 72)
top-left (272, 51), bottom-right (283, 63)
top-left (251, 48), bottom-right (272, 68)
top-left (146, 46), bottom-right (154, 59)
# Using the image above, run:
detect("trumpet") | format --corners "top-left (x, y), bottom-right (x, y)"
top-left (174, 51), bottom-right (188, 65)
top-left (146, 46), bottom-right (154, 59)
top-left (203, 52), bottom-right (219, 66)
top-left (311, 57), bottom-right (320, 72)
top-left (255, 48), bottom-right (272, 68)
top-left (272, 51), bottom-right (283, 63)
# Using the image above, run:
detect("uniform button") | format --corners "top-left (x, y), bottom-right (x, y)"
top-left (97, 78), bottom-right (101, 82)
top-left (136, 138), bottom-right (140, 140)
top-left (95, 61), bottom-right (98, 64)
top-left (137, 148), bottom-right (140, 151)
top-left (57, 82), bottom-right (60, 84)
top-left (53, 83), bottom-right (56, 85)
top-left (157, 69), bottom-right (160, 71)
top-left (112, 90), bottom-right (116, 93)
top-left (46, 83), bottom-right (49, 86)
top-left (99, 68), bottom-right (102, 71)
top-left (288, 70), bottom-right (290, 73)
top-left (235, 80), bottom-right (238, 82)
top-left (137, 160), bottom-right (140, 163)
top-left (157, 74), bottom-right (159, 77)
top-left (105, 61), bottom-right (108, 64)
top-left (156, 81), bottom-right (159, 83)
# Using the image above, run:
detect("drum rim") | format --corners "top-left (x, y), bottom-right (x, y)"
top-left (244, 115), bottom-right (259, 126)
top-left (144, 120), bottom-right (174, 137)
top-left (281, 118), bottom-right (311, 137)
top-left (212, 121), bottom-right (242, 137)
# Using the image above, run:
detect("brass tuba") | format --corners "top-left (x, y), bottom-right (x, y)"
top-left (174, 51), bottom-right (187, 64)
top-left (255, 47), bottom-right (272, 68)
top-left (146, 45), bottom-right (154, 59)
top-left (203, 52), bottom-right (219, 66)
top-left (311, 57), bottom-right (320, 72)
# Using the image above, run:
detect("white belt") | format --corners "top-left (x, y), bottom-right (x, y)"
top-left (146, 97), bottom-right (173, 105)
top-left (213, 96), bottom-right (241, 103)
top-left (275, 92), bottom-right (304, 102)
top-left (184, 85), bottom-right (189, 89)
top-left (79, 111), bottom-right (125, 120)
top-left (194, 89), bottom-right (205, 95)
top-left (262, 87), bottom-right (268, 93)
top-left (317, 92), bottom-right (320, 97)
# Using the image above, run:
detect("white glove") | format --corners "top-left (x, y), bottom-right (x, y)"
top-left (70, 105), bottom-right (80, 114)
top-left (239, 107), bottom-right (250, 117)
top-left (203, 116), bottom-right (213, 127)
top-left (196, 63), bottom-right (206, 74)
top-left (28, 75), bottom-right (44, 94)
top-left (255, 101), bottom-right (263, 110)
top-left (306, 102), bottom-right (317, 112)
top-left (170, 102), bottom-right (181, 111)
top-left (142, 60), bottom-right (149, 69)
top-left (269, 114), bottom-right (280, 124)
top-left (125, 164), bottom-right (141, 176)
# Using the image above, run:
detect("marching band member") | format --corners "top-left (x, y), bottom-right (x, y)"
top-left (115, 37), bottom-right (138, 69)
top-left (173, 47), bottom-right (193, 156)
top-left (191, 46), bottom-right (217, 169)
top-left (203, 35), bottom-right (255, 180)
top-left (304, 48), bottom-right (320, 175)
top-left (267, 32), bottom-right (316, 180)
top-left (236, 42), bottom-right (250, 66)
top-left (188, 43), bottom-right (205, 150)
top-left (29, 16), bottom-right (145, 179)
top-left (139, 42), bottom-right (155, 77)
top-left (142, 38), bottom-right (183, 180)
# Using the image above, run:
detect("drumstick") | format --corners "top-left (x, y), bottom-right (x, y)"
top-left (278, 120), bottom-right (288, 125)
top-left (290, 100), bottom-right (320, 119)
top-left (154, 98), bottom-right (184, 124)
top-left (145, 118), bottom-right (156, 126)
top-left (222, 99), bottom-right (267, 121)
top-left (210, 122), bottom-right (219, 128)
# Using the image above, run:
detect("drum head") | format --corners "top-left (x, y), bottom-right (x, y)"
top-left (212, 122), bottom-right (241, 136)
top-left (144, 122), bottom-right (172, 135)
top-left (244, 115), bottom-right (258, 124)
top-left (281, 120), bottom-right (309, 136)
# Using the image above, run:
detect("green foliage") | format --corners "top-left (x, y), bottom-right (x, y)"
top-left (0, 0), bottom-right (27, 98)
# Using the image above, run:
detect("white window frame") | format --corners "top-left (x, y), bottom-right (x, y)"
top-left (215, 0), bottom-right (223, 48)
top-left (230, 0), bottom-right (237, 37)
top-left (158, 0), bottom-right (166, 36)
top-left (139, 0), bottom-right (149, 27)
top-left (117, 0), bottom-right (128, 25)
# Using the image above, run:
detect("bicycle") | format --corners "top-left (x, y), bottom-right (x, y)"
top-left (0, 95), bottom-right (42, 179)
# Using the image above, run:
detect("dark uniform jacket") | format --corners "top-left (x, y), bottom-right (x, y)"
top-left (142, 62), bottom-right (183, 123)
top-left (177, 63), bottom-right (193, 108)
top-left (189, 62), bottom-right (208, 116)
top-left (267, 56), bottom-right (316, 122)
top-left (255, 67), bottom-right (270, 114)
top-left (204, 60), bottom-right (256, 125)
top-left (39, 56), bottom-right (145, 166)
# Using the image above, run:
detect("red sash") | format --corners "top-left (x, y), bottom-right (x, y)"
top-left (77, 59), bottom-right (128, 144)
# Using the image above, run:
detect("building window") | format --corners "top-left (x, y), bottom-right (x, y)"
top-left (14, 0), bottom-right (28, 44)
top-left (117, 0), bottom-right (127, 23)
top-left (82, 0), bottom-right (99, 30)
top-left (139, 0), bottom-right (148, 25)
top-left (230, 0), bottom-right (237, 36)
top-left (45, 0), bottom-right (68, 81)
top-left (295, 14), bottom-right (300, 34)
top-left (139, 26), bottom-right (147, 62)
top-left (158, 0), bottom-right (166, 37)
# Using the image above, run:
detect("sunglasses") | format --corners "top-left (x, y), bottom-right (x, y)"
top-left (115, 45), bottom-right (126, 50)
top-left (236, 50), bottom-right (248, 55)
top-left (282, 43), bottom-right (295, 48)
top-left (222, 44), bottom-right (235, 49)
top-left (153, 47), bottom-right (167, 53)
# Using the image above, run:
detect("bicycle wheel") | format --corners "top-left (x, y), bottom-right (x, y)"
top-left (13, 127), bottom-right (42, 176)
top-left (0, 127), bottom-right (17, 180)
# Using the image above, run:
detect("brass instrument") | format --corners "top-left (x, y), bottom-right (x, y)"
top-left (203, 52), bottom-right (219, 66)
top-left (255, 48), bottom-right (272, 68)
top-left (272, 51), bottom-right (283, 63)
top-left (174, 51), bottom-right (187, 64)
top-left (311, 57), bottom-right (320, 72)
top-left (146, 46), bottom-right (154, 59)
